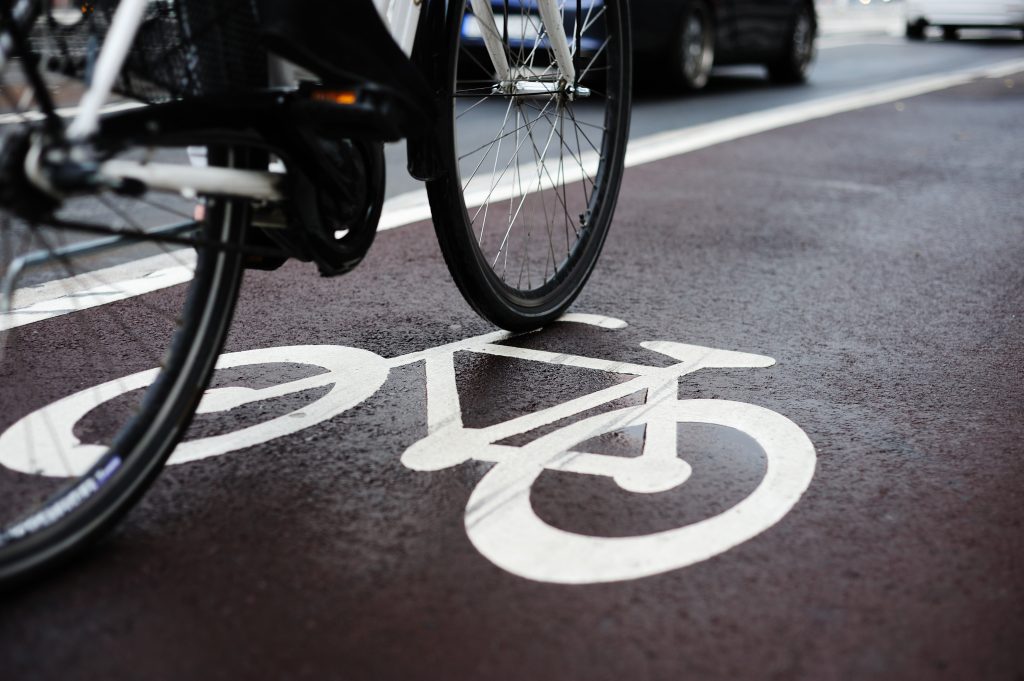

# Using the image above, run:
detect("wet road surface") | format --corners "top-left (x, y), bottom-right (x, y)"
top-left (2, 37), bottom-right (1024, 681)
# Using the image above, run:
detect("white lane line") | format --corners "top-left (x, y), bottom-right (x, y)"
top-left (0, 251), bottom-right (194, 332)
top-left (4, 57), bottom-right (1024, 329)
top-left (817, 34), bottom-right (903, 49)
top-left (379, 57), bottom-right (1024, 232)
top-left (623, 57), bottom-right (1024, 168)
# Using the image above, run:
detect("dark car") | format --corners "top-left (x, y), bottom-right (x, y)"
top-left (631, 0), bottom-right (817, 90)
top-left (459, 0), bottom-right (817, 92)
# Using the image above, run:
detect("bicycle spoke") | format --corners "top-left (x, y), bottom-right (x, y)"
top-left (457, 112), bottom-right (540, 163)
top-left (492, 103), bottom-right (560, 275)
top-left (467, 97), bottom-right (556, 226)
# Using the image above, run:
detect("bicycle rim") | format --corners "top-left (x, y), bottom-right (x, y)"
top-left (428, 0), bottom-right (632, 331)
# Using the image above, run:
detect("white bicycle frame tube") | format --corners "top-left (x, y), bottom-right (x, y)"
top-left (535, 0), bottom-right (576, 84)
top-left (57, 0), bottom-right (574, 197)
top-left (373, 0), bottom-right (422, 56)
top-left (470, 0), bottom-right (511, 82)
top-left (65, 0), bottom-right (149, 140)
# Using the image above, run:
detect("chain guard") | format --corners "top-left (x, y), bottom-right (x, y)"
top-left (252, 134), bottom-right (385, 277)
top-left (296, 136), bottom-right (385, 277)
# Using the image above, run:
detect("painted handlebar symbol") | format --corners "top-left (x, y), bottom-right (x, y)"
top-left (0, 314), bottom-right (817, 583)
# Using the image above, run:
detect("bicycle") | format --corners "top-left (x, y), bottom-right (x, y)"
top-left (0, 0), bottom-right (632, 581)
top-left (1, 313), bottom-right (818, 584)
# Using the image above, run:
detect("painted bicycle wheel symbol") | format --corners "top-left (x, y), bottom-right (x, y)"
top-left (0, 314), bottom-right (816, 583)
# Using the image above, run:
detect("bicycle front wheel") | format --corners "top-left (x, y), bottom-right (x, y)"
top-left (427, 0), bottom-right (632, 331)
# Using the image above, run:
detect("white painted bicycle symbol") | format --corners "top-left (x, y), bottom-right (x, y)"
top-left (0, 314), bottom-right (816, 584)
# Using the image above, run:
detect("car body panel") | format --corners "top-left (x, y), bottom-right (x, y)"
top-left (630, 0), bottom-right (813, 66)
top-left (905, 0), bottom-right (1024, 28)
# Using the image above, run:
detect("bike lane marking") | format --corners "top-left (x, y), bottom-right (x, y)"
top-left (464, 400), bottom-right (816, 584)
top-left (4, 58), bottom-right (1023, 329)
top-left (0, 314), bottom-right (817, 584)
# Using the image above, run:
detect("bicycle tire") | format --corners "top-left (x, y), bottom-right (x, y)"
top-left (427, 0), bottom-right (632, 331)
top-left (766, 2), bottom-right (816, 85)
top-left (0, 5), bottom-right (253, 582)
top-left (0, 161), bottom-right (248, 585)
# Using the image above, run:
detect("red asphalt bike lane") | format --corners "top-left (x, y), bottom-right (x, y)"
top-left (1, 72), bottom-right (1023, 680)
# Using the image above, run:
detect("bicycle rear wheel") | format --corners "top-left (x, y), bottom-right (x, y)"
top-left (427, 0), bottom-right (632, 331)
top-left (0, 4), bottom-right (254, 584)
top-left (0, 158), bottom-right (250, 585)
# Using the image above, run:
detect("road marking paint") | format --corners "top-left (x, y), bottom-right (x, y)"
top-left (378, 56), bottom-right (1024, 232)
top-left (1, 313), bottom-right (817, 583)
top-left (0, 251), bottom-right (194, 332)
top-left (817, 35), bottom-right (904, 49)
top-left (5, 57), bottom-right (1024, 328)
top-left (624, 57), bottom-right (1024, 167)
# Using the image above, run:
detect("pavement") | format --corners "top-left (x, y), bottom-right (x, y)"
top-left (2, 17), bottom-right (1024, 681)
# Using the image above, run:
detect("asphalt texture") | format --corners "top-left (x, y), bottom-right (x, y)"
top-left (2, 51), bottom-right (1024, 681)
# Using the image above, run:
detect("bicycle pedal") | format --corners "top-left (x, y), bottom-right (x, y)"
top-left (295, 82), bottom-right (427, 141)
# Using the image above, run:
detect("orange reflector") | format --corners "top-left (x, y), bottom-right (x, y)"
top-left (312, 90), bottom-right (358, 105)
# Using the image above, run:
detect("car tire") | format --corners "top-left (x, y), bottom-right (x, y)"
top-left (767, 2), bottom-right (816, 84)
top-left (906, 20), bottom-right (926, 40)
top-left (942, 26), bottom-right (959, 40)
top-left (667, 0), bottom-right (715, 91)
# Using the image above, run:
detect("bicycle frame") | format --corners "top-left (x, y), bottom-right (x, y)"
top-left (42, 0), bottom-right (580, 201)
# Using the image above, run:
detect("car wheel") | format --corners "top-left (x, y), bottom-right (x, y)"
top-left (906, 20), bottom-right (926, 41)
top-left (942, 26), bottom-right (959, 40)
top-left (768, 2), bottom-right (816, 84)
top-left (668, 0), bottom-right (715, 91)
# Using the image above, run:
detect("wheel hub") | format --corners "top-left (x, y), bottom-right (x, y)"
top-left (495, 78), bottom-right (591, 102)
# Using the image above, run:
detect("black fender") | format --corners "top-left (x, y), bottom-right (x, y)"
top-left (406, 0), bottom-right (465, 181)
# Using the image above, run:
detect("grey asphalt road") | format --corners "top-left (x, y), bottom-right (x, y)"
top-left (2, 28), bottom-right (1024, 681)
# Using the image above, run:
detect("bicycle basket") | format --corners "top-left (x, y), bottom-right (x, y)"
top-left (33, 0), bottom-right (266, 103)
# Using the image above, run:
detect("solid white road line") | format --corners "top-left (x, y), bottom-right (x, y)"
top-left (0, 250), bottom-right (195, 332)
top-left (4, 57), bottom-right (1024, 328)
top-left (378, 56), bottom-right (1024, 232)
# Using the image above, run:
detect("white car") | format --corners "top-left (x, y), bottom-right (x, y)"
top-left (905, 0), bottom-right (1024, 39)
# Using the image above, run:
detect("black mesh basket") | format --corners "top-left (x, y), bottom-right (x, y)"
top-left (35, 0), bottom-right (266, 103)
